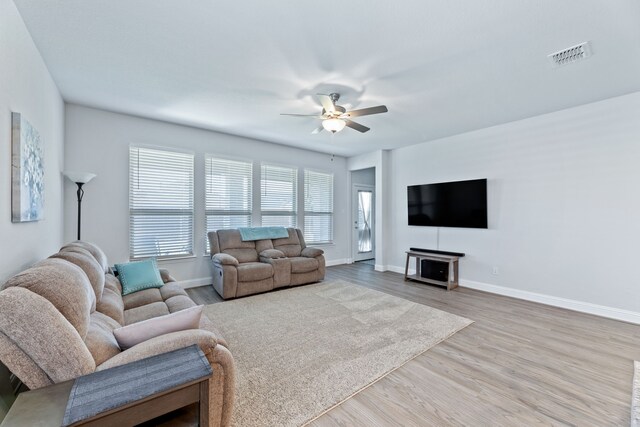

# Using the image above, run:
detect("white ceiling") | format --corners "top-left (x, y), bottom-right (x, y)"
top-left (14, 0), bottom-right (640, 157)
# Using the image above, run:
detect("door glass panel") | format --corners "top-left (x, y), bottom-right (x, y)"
top-left (357, 190), bottom-right (372, 253)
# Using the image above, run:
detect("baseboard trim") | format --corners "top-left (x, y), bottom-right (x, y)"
top-left (176, 277), bottom-right (212, 289)
top-left (326, 258), bottom-right (350, 267)
top-left (383, 265), bottom-right (640, 325)
top-left (459, 279), bottom-right (640, 324)
top-left (386, 265), bottom-right (412, 275)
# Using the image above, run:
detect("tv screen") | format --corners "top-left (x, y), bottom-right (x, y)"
top-left (407, 179), bottom-right (487, 228)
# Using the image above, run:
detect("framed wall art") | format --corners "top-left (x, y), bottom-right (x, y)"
top-left (11, 112), bottom-right (44, 222)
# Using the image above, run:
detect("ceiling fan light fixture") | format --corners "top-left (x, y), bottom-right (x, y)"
top-left (282, 93), bottom-right (387, 134)
top-left (322, 118), bottom-right (346, 133)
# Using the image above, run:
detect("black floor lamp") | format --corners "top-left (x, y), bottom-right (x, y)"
top-left (64, 171), bottom-right (96, 241)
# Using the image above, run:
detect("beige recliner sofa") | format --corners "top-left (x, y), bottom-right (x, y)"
top-left (207, 228), bottom-right (325, 299)
top-left (0, 241), bottom-right (234, 427)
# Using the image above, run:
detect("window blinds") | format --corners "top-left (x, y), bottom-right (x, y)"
top-left (304, 170), bottom-right (334, 244)
top-left (205, 156), bottom-right (253, 236)
top-left (261, 163), bottom-right (297, 228)
top-left (129, 146), bottom-right (194, 259)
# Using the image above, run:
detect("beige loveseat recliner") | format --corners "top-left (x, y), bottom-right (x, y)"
top-left (0, 241), bottom-right (234, 427)
top-left (207, 228), bottom-right (325, 299)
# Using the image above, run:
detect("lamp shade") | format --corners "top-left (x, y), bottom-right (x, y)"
top-left (64, 171), bottom-right (96, 184)
top-left (322, 118), bottom-right (346, 133)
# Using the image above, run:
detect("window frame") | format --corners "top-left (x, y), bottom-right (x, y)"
top-left (260, 162), bottom-right (299, 229)
top-left (128, 144), bottom-right (195, 260)
top-left (204, 154), bottom-right (254, 252)
top-left (303, 168), bottom-right (334, 245)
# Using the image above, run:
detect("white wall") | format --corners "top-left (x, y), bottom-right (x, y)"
top-left (0, 0), bottom-right (65, 282)
top-left (351, 167), bottom-right (375, 186)
top-left (386, 91), bottom-right (640, 320)
top-left (0, 0), bottom-right (64, 418)
top-left (64, 104), bottom-right (350, 284)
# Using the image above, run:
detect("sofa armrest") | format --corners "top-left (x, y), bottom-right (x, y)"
top-left (97, 329), bottom-right (235, 427)
top-left (158, 268), bottom-right (176, 283)
top-left (97, 329), bottom-right (219, 370)
top-left (301, 247), bottom-right (324, 258)
top-left (212, 253), bottom-right (240, 267)
top-left (259, 249), bottom-right (286, 259)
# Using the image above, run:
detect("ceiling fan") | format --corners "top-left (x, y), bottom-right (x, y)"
top-left (281, 93), bottom-right (388, 134)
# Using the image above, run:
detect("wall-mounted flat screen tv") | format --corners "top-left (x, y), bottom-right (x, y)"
top-left (407, 179), bottom-right (487, 228)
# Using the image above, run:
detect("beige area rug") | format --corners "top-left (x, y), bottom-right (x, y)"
top-left (204, 280), bottom-right (473, 427)
top-left (632, 361), bottom-right (640, 427)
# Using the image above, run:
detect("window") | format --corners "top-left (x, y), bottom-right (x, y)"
top-left (205, 156), bottom-right (253, 236)
top-left (304, 170), bottom-right (334, 244)
top-left (261, 163), bottom-right (297, 227)
top-left (129, 146), bottom-right (194, 259)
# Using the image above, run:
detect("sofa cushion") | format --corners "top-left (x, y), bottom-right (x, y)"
top-left (218, 229), bottom-right (259, 262)
top-left (301, 247), bottom-right (324, 258)
top-left (236, 278), bottom-right (273, 297)
top-left (254, 239), bottom-right (274, 253)
top-left (85, 312), bottom-right (121, 365)
top-left (158, 268), bottom-right (176, 283)
top-left (124, 302), bottom-right (170, 325)
top-left (273, 228), bottom-right (303, 257)
top-left (207, 230), bottom-right (220, 255)
top-left (212, 253), bottom-right (240, 266)
top-left (49, 250), bottom-right (105, 302)
top-left (61, 241), bottom-right (109, 273)
top-left (104, 273), bottom-right (123, 294)
top-left (160, 282), bottom-right (189, 300)
top-left (218, 229), bottom-right (254, 251)
top-left (165, 295), bottom-right (197, 313)
top-left (1, 259), bottom-right (94, 338)
top-left (290, 257), bottom-right (319, 274)
top-left (237, 262), bottom-right (273, 282)
top-left (114, 305), bottom-right (203, 350)
top-left (115, 258), bottom-right (164, 296)
top-left (123, 288), bottom-right (163, 310)
top-left (290, 270), bottom-right (321, 286)
top-left (58, 245), bottom-right (93, 260)
top-left (0, 287), bottom-right (96, 385)
top-left (223, 249), bottom-right (259, 264)
top-left (96, 287), bottom-right (125, 326)
top-left (0, 332), bottom-right (51, 389)
top-left (260, 249), bottom-right (286, 259)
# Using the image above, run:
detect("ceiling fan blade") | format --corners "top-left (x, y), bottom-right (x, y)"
top-left (311, 125), bottom-right (325, 134)
top-left (316, 94), bottom-right (335, 114)
top-left (343, 105), bottom-right (388, 118)
top-left (280, 113), bottom-right (323, 118)
top-left (344, 119), bottom-right (370, 133)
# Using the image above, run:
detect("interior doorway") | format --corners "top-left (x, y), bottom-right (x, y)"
top-left (352, 184), bottom-right (374, 262)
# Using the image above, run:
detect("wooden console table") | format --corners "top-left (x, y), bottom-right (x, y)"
top-left (404, 250), bottom-right (463, 290)
top-left (1, 345), bottom-right (212, 427)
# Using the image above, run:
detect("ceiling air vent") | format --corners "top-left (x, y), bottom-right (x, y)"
top-left (548, 42), bottom-right (592, 68)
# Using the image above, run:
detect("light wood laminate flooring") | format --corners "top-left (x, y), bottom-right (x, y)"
top-left (187, 264), bottom-right (640, 426)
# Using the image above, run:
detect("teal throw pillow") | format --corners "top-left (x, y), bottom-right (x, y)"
top-left (114, 258), bottom-right (164, 296)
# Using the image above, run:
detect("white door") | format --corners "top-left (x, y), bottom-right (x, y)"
top-left (352, 185), bottom-right (375, 262)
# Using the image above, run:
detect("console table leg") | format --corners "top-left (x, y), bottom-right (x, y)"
top-left (200, 379), bottom-right (210, 427)
top-left (452, 260), bottom-right (459, 290)
top-left (404, 254), bottom-right (410, 281)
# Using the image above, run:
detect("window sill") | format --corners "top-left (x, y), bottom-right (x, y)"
top-left (130, 255), bottom-right (198, 263)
